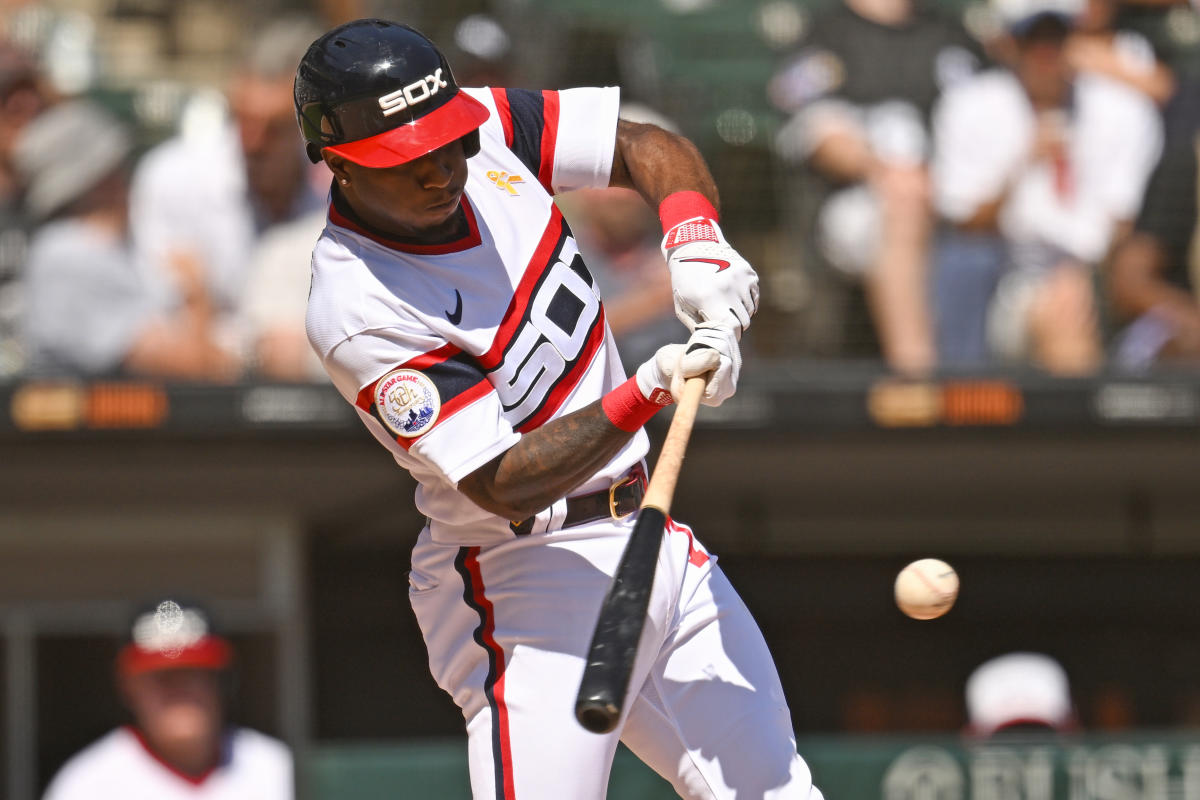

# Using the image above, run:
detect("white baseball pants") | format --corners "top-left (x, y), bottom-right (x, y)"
top-left (408, 516), bottom-right (824, 800)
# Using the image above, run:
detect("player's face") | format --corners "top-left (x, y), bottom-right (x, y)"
top-left (330, 138), bottom-right (470, 241)
top-left (121, 668), bottom-right (223, 769)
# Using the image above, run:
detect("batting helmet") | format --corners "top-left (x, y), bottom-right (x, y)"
top-left (294, 19), bottom-right (489, 168)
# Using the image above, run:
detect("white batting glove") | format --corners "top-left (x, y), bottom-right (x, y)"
top-left (663, 217), bottom-right (760, 337)
top-left (635, 323), bottom-right (741, 408)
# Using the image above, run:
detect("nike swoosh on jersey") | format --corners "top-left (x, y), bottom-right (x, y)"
top-left (445, 290), bottom-right (463, 324)
top-left (678, 257), bottom-right (731, 272)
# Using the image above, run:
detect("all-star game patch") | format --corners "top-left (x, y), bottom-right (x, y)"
top-left (374, 369), bottom-right (440, 438)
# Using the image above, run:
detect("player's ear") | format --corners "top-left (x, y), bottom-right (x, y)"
top-left (323, 152), bottom-right (351, 185)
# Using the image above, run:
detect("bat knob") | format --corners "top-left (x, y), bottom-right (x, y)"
top-left (575, 699), bottom-right (620, 734)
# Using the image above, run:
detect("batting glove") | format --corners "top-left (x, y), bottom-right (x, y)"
top-left (663, 217), bottom-right (759, 338)
top-left (636, 323), bottom-right (741, 408)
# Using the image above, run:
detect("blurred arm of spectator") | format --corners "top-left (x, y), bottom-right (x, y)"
top-left (0, 40), bottom-right (52, 207)
top-left (1067, 0), bottom-right (1174, 106)
top-left (241, 210), bottom-right (327, 382)
top-left (556, 185), bottom-right (679, 370)
top-left (1110, 87), bottom-right (1200, 364)
top-left (17, 102), bottom-right (238, 381)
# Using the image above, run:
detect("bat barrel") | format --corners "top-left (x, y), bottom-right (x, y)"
top-left (572, 506), bottom-right (668, 734)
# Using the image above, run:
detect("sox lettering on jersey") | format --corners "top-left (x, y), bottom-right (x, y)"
top-left (489, 250), bottom-right (602, 426)
top-left (378, 68), bottom-right (449, 117)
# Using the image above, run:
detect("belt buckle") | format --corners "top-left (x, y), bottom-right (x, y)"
top-left (609, 473), bottom-right (639, 521)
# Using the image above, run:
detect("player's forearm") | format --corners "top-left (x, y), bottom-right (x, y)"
top-left (457, 402), bottom-right (635, 520)
top-left (609, 119), bottom-right (720, 212)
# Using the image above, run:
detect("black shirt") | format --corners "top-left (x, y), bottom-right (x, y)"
top-left (769, 0), bottom-right (985, 122)
top-left (1135, 80), bottom-right (1200, 291)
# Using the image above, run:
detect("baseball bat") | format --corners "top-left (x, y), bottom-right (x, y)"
top-left (574, 374), bottom-right (707, 734)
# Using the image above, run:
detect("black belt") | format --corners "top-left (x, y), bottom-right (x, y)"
top-left (510, 465), bottom-right (646, 536)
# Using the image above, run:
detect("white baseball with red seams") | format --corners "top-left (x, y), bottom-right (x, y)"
top-left (894, 558), bottom-right (959, 620)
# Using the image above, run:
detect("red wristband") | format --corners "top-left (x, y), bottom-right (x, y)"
top-left (658, 191), bottom-right (719, 233)
top-left (602, 377), bottom-right (672, 433)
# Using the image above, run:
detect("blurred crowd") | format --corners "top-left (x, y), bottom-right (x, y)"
top-left (3, 0), bottom-right (1200, 382)
top-left (771, 0), bottom-right (1200, 375)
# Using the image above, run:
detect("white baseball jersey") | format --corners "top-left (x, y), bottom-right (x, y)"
top-left (307, 86), bottom-right (648, 544)
top-left (306, 84), bottom-right (824, 800)
top-left (42, 726), bottom-right (293, 800)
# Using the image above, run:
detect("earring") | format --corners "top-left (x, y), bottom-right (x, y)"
top-left (339, 178), bottom-right (349, 185)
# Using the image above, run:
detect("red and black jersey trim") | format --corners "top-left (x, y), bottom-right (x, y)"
top-left (455, 547), bottom-right (515, 800)
top-left (490, 88), bottom-right (560, 193)
top-left (356, 343), bottom-right (492, 450)
top-left (478, 210), bottom-right (605, 433)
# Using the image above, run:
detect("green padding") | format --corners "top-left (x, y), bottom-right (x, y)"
top-left (308, 732), bottom-right (1200, 799)
top-left (306, 741), bottom-right (675, 799)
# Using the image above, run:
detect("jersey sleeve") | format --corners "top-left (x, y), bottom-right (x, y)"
top-left (324, 328), bottom-right (519, 485)
top-left (487, 86), bottom-right (620, 194)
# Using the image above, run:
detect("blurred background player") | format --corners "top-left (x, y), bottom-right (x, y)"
top-left (15, 100), bottom-right (238, 379)
top-left (965, 651), bottom-right (1076, 736)
top-left (770, 0), bottom-right (985, 373)
top-left (931, 0), bottom-right (1161, 374)
top-left (42, 599), bottom-right (292, 799)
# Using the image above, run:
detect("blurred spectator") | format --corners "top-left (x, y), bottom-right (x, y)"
top-left (965, 651), bottom-right (1076, 736)
top-left (449, 13), bottom-right (514, 87)
top-left (558, 185), bottom-right (680, 369)
top-left (129, 15), bottom-right (326, 371)
top-left (42, 599), bottom-right (292, 799)
top-left (16, 100), bottom-right (237, 379)
top-left (932, 0), bottom-right (1161, 374)
top-left (241, 209), bottom-right (326, 381)
top-left (557, 104), bottom-right (683, 370)
top-left (770, 0), bottom-right (984, 373)
top-left (1109, 78), bottom-right (1200, 367)
top-left (0, 37), bottom-right (51, 376)
top-left (1068, 0), bottom-right (1174, 105)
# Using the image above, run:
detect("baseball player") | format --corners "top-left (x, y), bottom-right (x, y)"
top-left (42, 600), bottom-right (292, 800)
top-left (297, 19), bottom-right (823, 800)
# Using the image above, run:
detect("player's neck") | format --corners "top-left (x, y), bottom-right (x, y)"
top-left (131, 725), bottom-right (221, 780)
top-left (332, 184), bottom-right (469, 245)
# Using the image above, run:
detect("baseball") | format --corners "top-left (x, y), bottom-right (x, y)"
top-left (894, 558), bottom-right (958, 620)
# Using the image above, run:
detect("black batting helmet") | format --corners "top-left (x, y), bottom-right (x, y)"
top-left (294, 19), bottom-right (489, 168)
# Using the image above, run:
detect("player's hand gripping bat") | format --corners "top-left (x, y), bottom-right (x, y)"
top-left (574, 374), bottom-right (707, 734)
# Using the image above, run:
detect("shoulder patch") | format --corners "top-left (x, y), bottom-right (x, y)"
top-left (375, 369), bottom-right (441, 438)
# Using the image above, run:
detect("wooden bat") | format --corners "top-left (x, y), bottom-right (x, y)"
top-left (574, 375), bottom-right (707, 734)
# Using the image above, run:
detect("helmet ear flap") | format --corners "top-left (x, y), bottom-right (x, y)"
top-left (306, 142), bottom-right (324, 164)
top-left (462, 129), bottom-right (481, 159)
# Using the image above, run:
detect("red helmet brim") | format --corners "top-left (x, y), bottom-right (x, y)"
top-left (324, 90), bottom-right (490, 168)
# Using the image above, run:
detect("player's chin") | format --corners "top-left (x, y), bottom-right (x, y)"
top-left (423, 191), bottom-right (462, 221)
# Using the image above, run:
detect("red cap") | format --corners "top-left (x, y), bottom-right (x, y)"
top-left (118, 635), bottom-right (232, 677)
top-left (117, 600), bottom-right (233, 676)
top-left (325, 90), bottom-right (490, 168)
